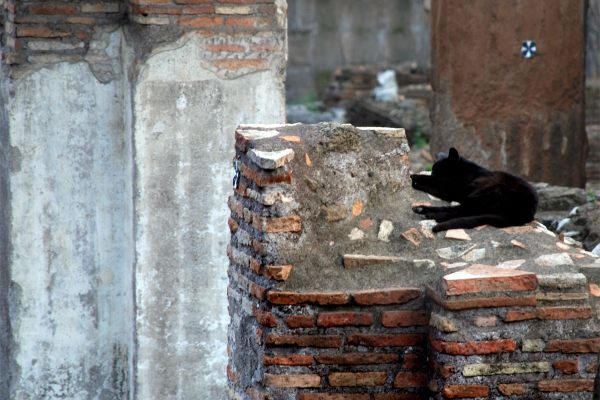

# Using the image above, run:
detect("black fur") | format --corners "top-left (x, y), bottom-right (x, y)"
top-left (410, 148), bottom-right (538, 233)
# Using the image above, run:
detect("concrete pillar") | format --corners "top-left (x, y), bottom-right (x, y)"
top-left (5, 30), bottom-right (135, 399)
top-left (133, 33), bottom-right (286, 399)
top-left (1, 1), bottom-right (287, 399)
top-left (430, 0), bottom-right (588, 187)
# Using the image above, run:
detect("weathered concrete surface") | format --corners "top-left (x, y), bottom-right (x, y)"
top-left (7, 30), bottom-right (134, 399)
top-left (430, 0), bottom-right (588, 187)
top-left (0, 71), bottom-right (11, 400)
top-left (134, 33), bottom-right (285, 400)
top-left (286, 0), bottom-right (430, 102)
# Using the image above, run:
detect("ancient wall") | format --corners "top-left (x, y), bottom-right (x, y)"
top-left (0, 1), bottom-right (286, 399)
top-left (228, 123), bottom-right (600, 399)
top-left (430, 0), bottom-right (588, 188)
top-left (286, 0), bottom-right (431, 103)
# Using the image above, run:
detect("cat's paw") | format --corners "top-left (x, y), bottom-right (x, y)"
top-left (431, 224), bottom-right (444, 233)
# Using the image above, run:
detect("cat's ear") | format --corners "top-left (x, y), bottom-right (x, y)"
top-left (448, 147), bottom-right (459, 161)
top-left (436, 152), bottom-right (447, 161)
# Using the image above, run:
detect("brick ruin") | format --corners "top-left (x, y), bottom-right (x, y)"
top-left (1, 0), bottom-right (286, 79)
top-left (227, 123), bottom-right (600, 399)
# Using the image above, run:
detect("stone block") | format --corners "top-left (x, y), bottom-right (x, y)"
top-left (462, 362), bottom-right (550, 377)
top-left (442, 264), bottom-right (537, 295)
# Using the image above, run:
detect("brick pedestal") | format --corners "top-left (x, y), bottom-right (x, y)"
top-left (227, 123), bottom-right (600, 400)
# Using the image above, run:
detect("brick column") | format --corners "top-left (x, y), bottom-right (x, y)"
top-left (227, 124), bottom-right (431, 399)
top-left (430, 0), bottom-right (588, 187)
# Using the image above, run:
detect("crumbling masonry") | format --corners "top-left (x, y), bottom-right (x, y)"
top-left (228, 123), bottom-right (600, 399)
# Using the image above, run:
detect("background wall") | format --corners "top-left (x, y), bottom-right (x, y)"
top-left (286, 0), bottom-right (431, 103)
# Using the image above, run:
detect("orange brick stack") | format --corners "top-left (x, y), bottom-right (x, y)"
top-left (428, 265), bottom-right (600, 399)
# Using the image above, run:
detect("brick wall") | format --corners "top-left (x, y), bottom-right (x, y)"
top-left (227, 123), bottom-right (600, 400)
top-left (428, 267), bottom-right (600, 399)
top-left (2, 0), bottom-right (285, 78)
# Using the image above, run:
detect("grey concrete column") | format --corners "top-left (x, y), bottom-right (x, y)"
top-left (132, 33), bottom-right (286, 399)
top-left (5, 29), bottom-right (135, 399)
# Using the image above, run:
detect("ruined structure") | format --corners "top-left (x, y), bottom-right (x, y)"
top-left (1, 1), bottom-right (598, 399)
top-left (429, 0), bottom-right (589, 188)
top-left (228, 123), bottom-right (600, 399)
top-left (0, 1), bottom-right (286, 398)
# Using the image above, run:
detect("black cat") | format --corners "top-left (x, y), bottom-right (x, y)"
top-left (410, 148), bottom-right (538, 232)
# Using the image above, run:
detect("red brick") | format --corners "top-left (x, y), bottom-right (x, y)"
top-left (250, 258), bottom-right (261, 274)
top-left (373, 395), bottom-right (422, 400)
top-left (538, 379), bottom-right (594, 392)
top-left (245, 387), bottom-right (269, 400)
top-left (382, 310), bottom-right (428, 327)
top-left (298, 394), bottom-right (370, 400)
top-left (174, 0), bottom-right (213, 3)
top-left (263, 373), bottom-right (320, 388)
top-left (504, 310), bottom-right (537, 322)
top-left (430, 359), bottom-right (455, 379)
top-left (253, 308), bottom-right (277, 327)
top-left (248, 281), bottom-right (267, 300)
top-left (265, 265), bottom-right (293, 281)
top-left (250, 43), bottom-right (280, 53)
top-left (285, 315), bottom-right (315, 328)
top-left (227, 195), bottom-right (244, 217)
top-left (538, 306), bottom-right (593, 320)
top-left (545, 338), bottom-right (600, 353)
top-left (29, 4), bottom-right (77, 14)
top-left (402, 353), bottom-right (425, 370)
top-left (16, 27), bottom-right (70, 38)
top-left (178, 15), bottom-right (225, 28)
top-left (65, 16), bottom-right (97, 24)
top-left (213, 58), bottom-right (269, 70)
top-left (208, 43), bottom-right (246, 52)
top-left (393, 372), bottom-right (427, 388)
top-left (328, 372), bottom-right (386, 387)
top-left (263, 354), bottom-right (313, 366)
top-left (352, 288), bottom-right (421, 305)
top-left (240, 163), bottom-right (292, 186)
top-left (347, 334), bottom-right (424, 347)
top-left (227, 364), bottom-right (237, 383)
top-left (497, 383), bottom-right (528, 396)
top-left (430, 337), bottom-right (516, 355)
top-left (553, 360), bottom-right (579, 374)
top-left (315, 352), bottom-right (399, 365)
top-left (253, 215), bottom-right (302, 233)
top-left (442, 264), bottom-right (537, 295)
top-left (442, 385), bottom-right (490, 398)
top-left (427, 286), bottom-right (537, 310)
top-left (265, 334), bottom-right (342, 348)
top-left (251, 238), bottom-right (265, 255)
top-left (267, 291), bottom-right (350, 306)
top-left (225, 16), bottom-right (269, 28)
top-left (134, 5), bottom-right (214, 15)
top-left (227, 217), bottom-right (238, 233)
top-left (131, 0), bottom-right (172, 4)
top-left (317, 311), bottom-right (373, 327)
